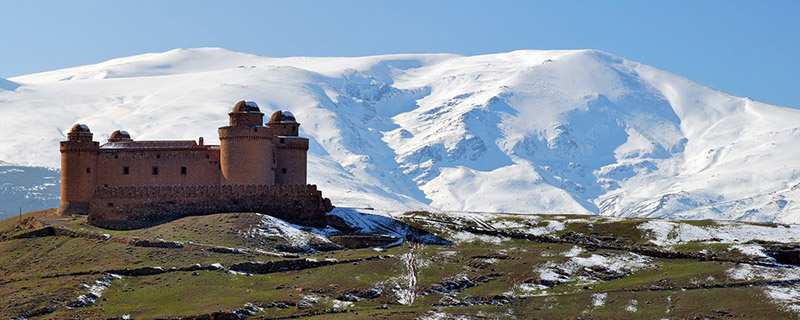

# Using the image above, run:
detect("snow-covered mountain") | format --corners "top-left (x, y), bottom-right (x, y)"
top-left (2, 48), bottom-right (799, 223)
top-left (0, 161), bottom-right (60, 219)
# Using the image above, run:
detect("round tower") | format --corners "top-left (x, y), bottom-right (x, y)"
top-left (57, 124), bottom-right (99, 216)
top-left (218, 100), bottom-right (274, 185)
top-left (268, 110), bottom-right (309, 185)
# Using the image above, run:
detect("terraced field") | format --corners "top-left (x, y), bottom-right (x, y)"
top-left (2, 209), bottom-right (800, 319)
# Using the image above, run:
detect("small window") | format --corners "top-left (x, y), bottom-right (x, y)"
top-left (114, 155), bottom-right (119, 159)
top-left (254, 127), bottom-right (258, 132)
top-left (280, 138), bottom-right (285, 143)
top-left (206, 154), bottom-right (210, 159)
top-left (152, 166), bottom-right (159, 175)
top-left (86, 167), bottom-right (91, 174)
top-left (181, 167), bottom-right (187, 175)
top-left (107, 203), bottom-right (114, 207)
top-left (282, 168), bottom-right (287, 174)
top-left (123, 166), bottom-right (129, 175)
top-left (156, 154), bottom-right (161, 159)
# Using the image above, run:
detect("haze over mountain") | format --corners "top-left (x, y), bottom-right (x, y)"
top-left (2, 48), bottom-right (799, 223)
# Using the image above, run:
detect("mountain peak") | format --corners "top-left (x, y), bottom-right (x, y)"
top-left (2, 48), bottom-right (800, 223)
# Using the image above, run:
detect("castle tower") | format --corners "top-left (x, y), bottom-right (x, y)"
top-left (218, 100), bottom-right (274, 185)
top-left (268, 110), bottom-right (309, 185)
top-left (57, 124), bottom-right (99, 216)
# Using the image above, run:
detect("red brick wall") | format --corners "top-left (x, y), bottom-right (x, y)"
top-left (57, 140), bottom-right (99, 215)
top-left (219, 125), bottom-right (275, 185)
top-left (96, 149), bottom-right (221, 187)
top-left (274, 137), bottom-right (308, 185)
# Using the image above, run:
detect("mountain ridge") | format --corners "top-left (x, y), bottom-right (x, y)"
top-left (2, 48), bottom-right (799, 222)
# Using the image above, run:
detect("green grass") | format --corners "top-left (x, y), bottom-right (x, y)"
top-left (1, 209), bottom-right (799, 319)
top-left (560, 219), bottom-right (649, 244)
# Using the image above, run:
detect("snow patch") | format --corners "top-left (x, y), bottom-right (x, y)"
top-left (728, 244), bottom-right (769, 258)
top-left (592, 292), bottom-right (607, 307)
top-left (766, 286), bottom-right (800, 314)
top-left (726, 264), bottom-right (800, 281)
top-left (70, 274), bottom-right (122, 308)
top-left (242, 214), bottom-right (336, 250)
top-left (535, 252), bottom-right (652, 285)
top-left (564, 246), bottom-right (584, 257)
top-left (638, 220), bottom-right (800, 245)
top-left (450, 230), bottom-right (507, 245)
top-left (625, 299), bottom-right (638, 312)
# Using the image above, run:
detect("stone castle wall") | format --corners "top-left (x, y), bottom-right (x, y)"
top-left (88, 184), bottom-right (340, 230)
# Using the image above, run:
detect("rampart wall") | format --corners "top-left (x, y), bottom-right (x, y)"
top-left (88, 184), bottom-right (339, 230)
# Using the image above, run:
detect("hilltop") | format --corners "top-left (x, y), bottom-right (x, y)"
top-left (3, 209), bottom-right (800, 318)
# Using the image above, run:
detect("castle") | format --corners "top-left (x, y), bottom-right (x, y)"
top-left (58, 100), bottom-right (340, 230)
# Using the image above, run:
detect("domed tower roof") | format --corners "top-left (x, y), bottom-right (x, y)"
top-left (232, 100), bottom-right (261, 113)
top-left (66, 123), bottom-right (94, 142)
top-left (69, 124), bottom-right (91, 133)
top-left (268, 110), bottom-right (297, 124)
top-left (108, 130), bottom-right (133, 142)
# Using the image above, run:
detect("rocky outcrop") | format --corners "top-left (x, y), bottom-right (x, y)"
top-left (768, 248), bottom-right (800, 266)
top-left (422, 273), bottom-right (502, 295)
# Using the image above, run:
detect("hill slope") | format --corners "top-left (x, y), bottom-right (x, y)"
top-left (4, 209), bottom-right (800, 318)
top-left (3, 48), bottom-right (800, 222)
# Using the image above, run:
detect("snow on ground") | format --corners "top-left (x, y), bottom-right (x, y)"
top-left (638, 220), bottom-right (800, 245)
top-left (728, 244), bottom-right (770, 258)
top-left (243, 214), bottom-right (335, 249)
top-left (389, 250), bottom-right (418, 306)
top-left (450, 230), bottom-right (508, 245)
top-left (582, 292), bottom-right (609, 315)
top-left (328, 208), bottom-right (449, 245)
top-left (527, 251), bottom-right (652, 291)
top-left (71, 274), bottom-right (122, 307)
top-left (563, 246), bottom-right (584, 257)
top-left (4, 48), bottom-right (800, 223)
top-left (625, 299), bottom-right (638, 313)
top-left (592, 293), bottom-right (607, 307)
top-left (527, 220), bottom-right (566, 236)
top-left (726, 264), bottom-right (800, 281)
top-left (418, 311), bottom-right (456, 320)
top-left (766, 286), bottom-right (800, 314)
top-left (726, 264), bottom-right (800, 316)
top-left (571, 253), bottom-right (652, 275)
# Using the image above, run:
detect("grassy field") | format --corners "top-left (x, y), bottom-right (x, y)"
top-left (1, 209), bottom-right (799, 319)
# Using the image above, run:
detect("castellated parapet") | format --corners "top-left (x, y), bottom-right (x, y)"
top-left (58, 100), bottom-right (338, 230)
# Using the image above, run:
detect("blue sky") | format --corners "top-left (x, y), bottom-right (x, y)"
top-left (1, 0), bottom-right (798, 108)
